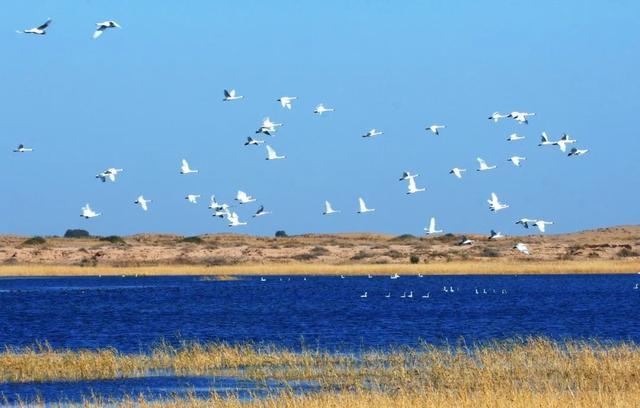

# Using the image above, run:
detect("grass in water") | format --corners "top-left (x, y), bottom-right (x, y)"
top-left (2, 338), bottom-right (640, 407)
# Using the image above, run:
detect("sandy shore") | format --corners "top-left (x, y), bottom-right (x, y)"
top-left (0, 225), bottom-right (637, 276)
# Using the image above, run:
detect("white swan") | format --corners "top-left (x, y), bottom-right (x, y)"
top-left (277, 96), bottom-right (297, 109)
top-left (80, 204), bottom-right (101, 219)
top-left (508, 156), bottom-right (526, 167)
top-left (357, 197), bottom-right (375, 213)
top-left (508, 111), bottom-right (535, 124)
top-left (406, 176), bottom-right (425, 194)
top-left (245, 137), bottom-right (264, 146)
top-left (449, 168), bottom-right (466, 179)
top-left (185, 194), bottom-right (200, 204)
top-left (93, 21), bottom-right (121, 39)
top-left (488, 192), bottom-right (509, 212)
top-left (514, 242), bottom-right (530, 255)
top-left (13, 144), bottom-right (33, 153)
top-left (253, 205), bottom-right (271, 217)
top-left (314, 104), bottom-right (335, 115)
top-left (266, 145), bottom-right (286, 160)
top-left (227, 211), bottom-right (247, 227)
top-left (426, 124), bottom-right (446, 135)
top-left (323, 200), bottom-right (340, 215)
top-left (235, 190), bottom-right (256, 204)
top-left (476, 157), bottom-right (496, 171)
top-left (96, 168), bottom-right (123, 182)
top-left (489, 229), bottom-right (504, 240)
top-left (180, 159), bottom-right (198, 174)
top-left (134, 196), bottom-right (151, 211)
top-left (507, 133), bottom-right (525, 142)
top-left (360, 292), bottom-right (368, 298)
top-left (424, 217), bottom-right (443, 235)
top-left (532, 220), bottom-right (553, 233)
top-left (488, 112), bottom-right (507, 122)
top-left (362, 129), bottom-right (383, 138)
top-left (568, 147), bottom-right (589, 157)
top-left (223, 89), bottom-right (244, 101)
top-left (18, 19), bottom-right (51, 35)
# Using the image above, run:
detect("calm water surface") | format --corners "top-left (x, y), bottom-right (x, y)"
top-left (1, 274), bottom-right (639, 352)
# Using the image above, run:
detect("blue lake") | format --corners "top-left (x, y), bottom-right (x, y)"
top-left (1, 274), bottom-right (639, 353)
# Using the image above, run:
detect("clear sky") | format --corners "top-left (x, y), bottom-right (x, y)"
top-left (1, 0), bottom-right (638, 237)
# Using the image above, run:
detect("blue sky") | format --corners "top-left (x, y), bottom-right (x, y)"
top-left (1, 1), bottom-right (638, 237)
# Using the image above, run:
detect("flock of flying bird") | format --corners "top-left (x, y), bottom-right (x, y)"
top-left (13, 19), bottom-right (591, 254)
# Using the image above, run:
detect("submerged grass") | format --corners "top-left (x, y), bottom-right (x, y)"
top-left (2, 338), bottom-right (640, 406)
top-left (0, 259), bottom-right (637, 277)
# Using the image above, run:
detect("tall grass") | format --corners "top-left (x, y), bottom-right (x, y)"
top-left (0, 259), bottom-right (637, 277)
top-left (4, 338), bottom-right (640, 407)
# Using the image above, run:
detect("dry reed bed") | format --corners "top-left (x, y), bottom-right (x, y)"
top-left (0, 259), bottom-right (638, 277)
top-left (2, 339), bottom-right (640, 394)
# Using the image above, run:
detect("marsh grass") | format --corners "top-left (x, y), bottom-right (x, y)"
top-left (0, 259), bottom-right (637, 277)
top-left (3, 338), bottom-right (640, 407)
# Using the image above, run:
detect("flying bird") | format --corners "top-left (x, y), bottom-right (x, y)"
top-left (18, 19), bottom-right (51, 35)
top-left (134, 196), bottom-right (151, 211)
top-left (514, 243), bottom-right (530, 255)
top-left (458, 236), bottom-right (474, 246)
top-left (489, 230), bottom-right (504, 240)
top-left (80, 204), bottom-right (101, 219)
top-left (516, 218), bottom-right (537, 229)
top-left (357, 197), bottom-right (375, 214)
top-left (96, 168), bottom-right (123, 182)
top-left (406, 176), bottom-right (425, 194)
top-left (185, 194), bottom-right (200, 204)
top-left (266, 145), bottom-right (285, 160)
top-left (362, 129), bottom-right (383, 138)
top-left (277, 96), bottom-right (297, 109)
top-left (532, 220), bottom-right (553, 233)
top-left (223, 89), bottom-right (244, 101)
top-left (488, 112), bottom-right (508, 122)
top-left (253, 205), bottom-right (271, 217)
top-left (227, 211), bottom-right (247, 227)
top-left (426, 124), bottom-right (446, 135)
top-left (508, 111), bottom-right (535, 124)
top-left (244, 136), bottom-right (264, 146)
top-left (235, 190), bottom-right (255, 204)
top-left (487, 192), bottom-right (509, 212)
top-left (507, 133), bottom-right (525, 142)
top-left (93, 21), bottom-right (121, 39)
top-left (508, 156), bottom-right (526, 167)
top-left (399, 172), bottom-right (418, 181)
top-left (13, 144), bottom-right (33, 153)
top-left (556, 134), bottom-right (576, 153)
top-left (323, 201), bottom-right (340, 215)
top-left (180, 159), bottom-right (198, 174)
top-left (424, 217), bottom-right (443, 235)
top-left (314, 104), bottom-right (335, 115)
top-left (568, 147), bottom-right (589, 157)
top-left (476, 157), bottom-right (496, 171)
top-left (449, 168), bottom-right (466, 179)
top-left (256, 117), bottom-right (282, 136)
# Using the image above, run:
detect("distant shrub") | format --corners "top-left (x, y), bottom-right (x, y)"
top-left (392, 234), bottom-right (417, 241)
top-left (617, 248), bottom-right (639, 258)
top-left (292, 253), bottom-right (317, 261)
top-left (275, 230), bottom-right (288, 238)
top-left (64, 229), bottom-right (90, 238)
top-left (481, 247), bottom-right (501, 258)
top-left (99, 235), bottom-right (126, 245)
top-left (385, 249), bottom-right (403, 259)
top-left (410, 255), bottom-right (420, 264)
top-left (22, 236), bottom-right (46, 246)
top-left (351, 250), bottom-right (373, 261)
top-left (182, 236), bottom-right (204, 244)
top-left (310, 246), bottom-right (330, 256)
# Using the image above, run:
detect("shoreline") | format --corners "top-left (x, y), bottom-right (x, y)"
top-left (0, 259), bottom-right (637, 277)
